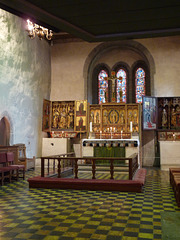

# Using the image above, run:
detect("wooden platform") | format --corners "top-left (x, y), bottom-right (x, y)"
top-left (28, 168), bottom-right (146, 193)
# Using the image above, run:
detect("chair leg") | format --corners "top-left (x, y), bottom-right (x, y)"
top-left (17, 169), bottom-right (19, 181)
top-left (23, 169), bottom-right (25, 180)
top-left (1, 172), bottom-right (4, 185)
top-left (9, 170), bottom-right (12, 183)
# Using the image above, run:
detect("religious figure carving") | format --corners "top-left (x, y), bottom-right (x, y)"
top-left (120, 110), bottom-right (125, 124)
top-left (162, 108), bottom-right (167, 128)
top-left (95, 112), bottom-right (99, 124)
top-left (103, 110), bottom-right (108, 124)
top-left (128, 110), bottom-right (133, 123)
top-left (171, 107), bottom-right (176, 127)
top-left (52, 106), bottom-right (59, 128)
top-left (90, 111), bottom-right (94, 123)
top-left (133, 110), bottom-right (137, 125)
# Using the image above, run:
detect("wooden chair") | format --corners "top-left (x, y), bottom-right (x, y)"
top-left (13, 144), bottom-right (35, 171)
top-left (6, 152), bottom-right (25, 180)
top-left (0, 152), bottom-right (13, 185)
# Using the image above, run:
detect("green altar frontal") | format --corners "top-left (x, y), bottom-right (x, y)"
top-left (94, 146), bottom-right (125, 165)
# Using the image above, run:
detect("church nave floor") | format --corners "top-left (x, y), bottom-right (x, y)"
top-left (0, 168), bottom-right (179, 240)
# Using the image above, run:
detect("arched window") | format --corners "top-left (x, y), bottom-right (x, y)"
top-left (98, 69), bottom-right (108, 104)
top-left (135, 67), bottom-right (146, 103)
top-left (116, 69), bottom-right (127, 103)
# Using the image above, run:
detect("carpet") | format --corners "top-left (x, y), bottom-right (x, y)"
top-left (161, 211), bottom-right (180, 240)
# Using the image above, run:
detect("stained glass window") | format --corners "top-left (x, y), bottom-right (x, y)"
top-left (98, 70), bottom-right (108, 104)
top-left (116, 69), bottom-right (127, 103)
top-left (135, 67), bottom-right (146, 103)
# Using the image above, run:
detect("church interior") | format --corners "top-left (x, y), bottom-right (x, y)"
top-left (1, 1), bottom-right (180, 239)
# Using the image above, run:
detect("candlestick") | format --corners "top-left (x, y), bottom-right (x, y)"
top-left (130, 121), bottom-right (133, 132)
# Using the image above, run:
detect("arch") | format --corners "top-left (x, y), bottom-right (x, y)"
top-left (92, 63), bottom-right (110, 104)
top-left (112, 61), bottom-right (130, 103)
top-left (83, 40), bottom-right (155, 103)
top-left (0, 111), bottom-right (14, 145)
top-left (132, 60), bottom-right (150, 103)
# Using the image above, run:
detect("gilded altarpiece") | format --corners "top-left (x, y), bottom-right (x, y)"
top-left (89, 105), bottom-right (101, 133)
top-left (75, 100), bottom-right (88, 132)
top-left (127, 104), bottom-right (139, 132)
top-left (89, 103), bottom-right (140, 135)
top-left (51, 101), bottom-right (74, 131)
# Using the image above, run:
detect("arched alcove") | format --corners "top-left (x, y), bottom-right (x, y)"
top-left (0, 112), bottom-right (14, 146)
top-left (83, 40), bottom-right (155, 104)
top-left (0, 117), bottom-right (10, 145)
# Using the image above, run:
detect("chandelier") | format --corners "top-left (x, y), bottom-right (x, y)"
top-left (27, 19), bottom-right (53, 40)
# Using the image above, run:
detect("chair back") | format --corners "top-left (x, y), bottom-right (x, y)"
top-left (6, 152), bottom-right (15, 164)
top-left (0, 152), bottom-right (7, 166)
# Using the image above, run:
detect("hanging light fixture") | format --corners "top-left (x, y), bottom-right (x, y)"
top-left (27, 19), bottom-right (53, 40)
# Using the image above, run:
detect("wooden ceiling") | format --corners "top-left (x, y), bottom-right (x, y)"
top-left (1, 0), bottom-right (180, 42)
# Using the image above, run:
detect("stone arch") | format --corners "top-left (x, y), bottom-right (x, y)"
top-left (0, 111), bottom-right (14, 145)
top-left (83, 40), bottom-right (155, 103)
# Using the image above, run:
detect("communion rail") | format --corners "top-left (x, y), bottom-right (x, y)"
top-left (41, 153), bottom-right (138, 180)
top-left (44, 152), bottom-right (75, 177)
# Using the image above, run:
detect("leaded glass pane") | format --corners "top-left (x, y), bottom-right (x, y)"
top-left (98, 70), bottom-right (108, 104)
top-left (116, 69), bottom-right (127, 103)
top-left (135, 67), bottom-right (146, 103)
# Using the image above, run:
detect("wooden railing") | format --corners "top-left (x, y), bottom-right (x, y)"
top-left (42, 152), bottom-right (75, 177)
top-left (41, 153), bottom-right (138, 180)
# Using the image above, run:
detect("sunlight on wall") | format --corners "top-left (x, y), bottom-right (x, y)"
top-left (0, 9), bottom-right (51, 157)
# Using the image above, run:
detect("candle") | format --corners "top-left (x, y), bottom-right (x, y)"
top-left (121, 130), bottom-right (123, 139)
top-left (90, 122), bottom-right (93, 132)
top-left (100, 130), bottom-right (102, 139)
top-left (130, 121), bottom-right (133, 132)
top-left (110, 127), bottom-right (112, 132)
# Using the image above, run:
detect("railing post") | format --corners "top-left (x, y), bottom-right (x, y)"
top-left (110, 159), bottom-right (114, 179)
top-left (57, 159), bottom-right (61, 178)
top-left (74, 159), bottom-right (78, 179)
top-left (41, 157), bottom-right (45, 177)
top-left (48, 158), bottom-right (50, 175)
top-left (129, 158), bottom-right (132, 180)
top-left (92, 159), bottom-right (96, 179)
top-left (53, 159), bottom-right (55, 173)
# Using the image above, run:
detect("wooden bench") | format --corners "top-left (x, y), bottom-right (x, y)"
top-left (169, 168), bottom-right (180, 207)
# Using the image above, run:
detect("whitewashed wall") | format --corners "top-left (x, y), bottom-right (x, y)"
top-left (0, 9), bottom-right (51, 157)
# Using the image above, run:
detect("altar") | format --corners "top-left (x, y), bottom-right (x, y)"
top-left (82, 138), bottom-right (140, 165)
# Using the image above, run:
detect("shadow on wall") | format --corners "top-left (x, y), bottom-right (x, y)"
top-left (0, 117), bottom-right (10, 145)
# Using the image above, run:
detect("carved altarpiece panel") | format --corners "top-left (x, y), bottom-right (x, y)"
top-left (74, 100), bottom-right (88, 132)
top-left (89, 103), bottom-right (140, 134)
top-left (51, 101), bottom-right (74, 131)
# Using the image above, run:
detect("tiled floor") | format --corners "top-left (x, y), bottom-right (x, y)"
top-left (0, 168), bottom-right (179, 240)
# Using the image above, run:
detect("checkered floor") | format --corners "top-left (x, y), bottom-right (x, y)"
top-left (0, 168), bottom-right (179, 240)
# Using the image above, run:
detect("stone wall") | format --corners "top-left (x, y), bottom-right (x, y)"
top-left (0, 9), bottom-right (51, 157)
top-left (51, 36), bottom-right (180, 166)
